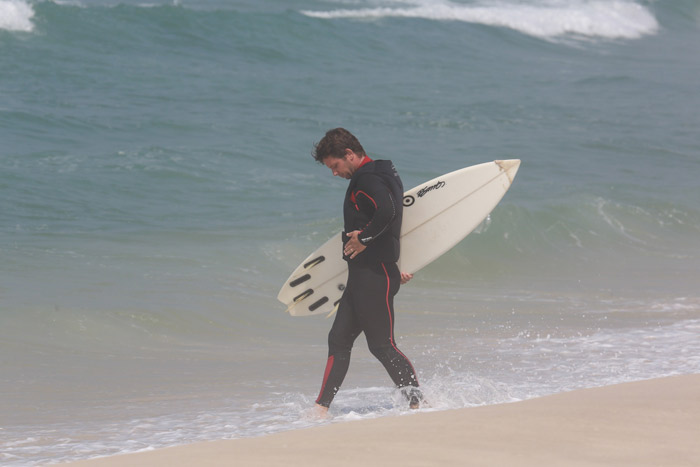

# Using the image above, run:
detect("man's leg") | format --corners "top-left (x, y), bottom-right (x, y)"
top-left (315, 292), bottom-right (361, 408)
top-left (358, 263), bottom-right (422, 406)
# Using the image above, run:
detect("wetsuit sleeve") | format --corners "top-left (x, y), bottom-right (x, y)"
top-left (353, 174), bottom-right (397, 246)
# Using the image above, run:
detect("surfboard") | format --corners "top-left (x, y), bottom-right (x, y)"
top-left (277, 159), bottom-right (521, 317)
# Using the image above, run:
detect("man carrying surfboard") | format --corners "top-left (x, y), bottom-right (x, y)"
top-left (311, 128), bottom-right (423, 415)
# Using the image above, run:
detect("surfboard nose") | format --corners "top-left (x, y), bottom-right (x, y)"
top-left (496, 159), bottom-right (521, 183)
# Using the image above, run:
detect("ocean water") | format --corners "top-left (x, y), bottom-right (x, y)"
top-left (2, 0), bottom-right (699, 464)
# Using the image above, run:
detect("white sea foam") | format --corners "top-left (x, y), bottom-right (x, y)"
top-left (0, 0), bottom-right (34, 32)
top-left (302, 0), bottom-right (659, 41)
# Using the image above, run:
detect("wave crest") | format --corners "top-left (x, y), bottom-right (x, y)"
top-left (302, 0), bottom-right (659, 41)
top-left (0, 0), bottom-right (34, 32)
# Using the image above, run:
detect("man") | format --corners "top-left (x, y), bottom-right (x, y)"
top-left (311, 128), bottom-right (423, 416)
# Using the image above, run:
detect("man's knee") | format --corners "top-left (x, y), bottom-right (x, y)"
top-left (328, 330), bottom-right (354, 357)
top-left (368, 342), bottom-right (397, 362)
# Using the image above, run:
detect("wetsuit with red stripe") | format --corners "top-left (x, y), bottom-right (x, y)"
top-left (316, 157), bottom-right (422, 408)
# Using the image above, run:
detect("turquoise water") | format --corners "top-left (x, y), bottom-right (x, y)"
top-left (2, 0), bottom-right (700, 464)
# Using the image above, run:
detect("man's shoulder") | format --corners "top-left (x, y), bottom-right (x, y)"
top-left (357, 160), bottom-right (398, 178)
top-left (354, 169), bottom-right (386, 190)
top-left (352, 159), bottom-right (402, 192)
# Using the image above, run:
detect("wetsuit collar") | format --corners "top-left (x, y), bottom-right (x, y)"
top-left (358, 155), bottom-right (373, 169)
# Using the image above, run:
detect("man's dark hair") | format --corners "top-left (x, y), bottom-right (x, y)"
top-left (312, 128), bottom-right (367, 163)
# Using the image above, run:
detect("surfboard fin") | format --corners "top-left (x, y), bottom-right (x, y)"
top-left (303, 255), bottom-right (325, 269)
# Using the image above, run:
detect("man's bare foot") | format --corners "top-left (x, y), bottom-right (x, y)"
top-left (302, 403), bottom-right (330, 421)
top-left (312, 403), bottom-right (329, 419)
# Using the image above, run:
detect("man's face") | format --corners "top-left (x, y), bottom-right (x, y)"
top-left (323, 151), bottom-right (357, 179)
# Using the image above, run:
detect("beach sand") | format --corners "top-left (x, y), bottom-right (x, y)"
top-left (61, 374), bottom-right (700, 467)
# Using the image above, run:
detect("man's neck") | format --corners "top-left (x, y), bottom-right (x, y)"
top-left (358, 155), bottom-right (373, 169)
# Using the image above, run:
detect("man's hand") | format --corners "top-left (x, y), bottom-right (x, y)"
top-left (400, 273), bottom-right (413, 284)
top-left (344, 230), bottom-right (367, 259)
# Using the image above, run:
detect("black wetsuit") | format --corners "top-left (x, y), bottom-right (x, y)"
top-left (316, 158), bottom-right (421, 408)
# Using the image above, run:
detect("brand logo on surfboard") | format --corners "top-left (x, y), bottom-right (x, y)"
top-left (417, 180), bottom-right (446, 198)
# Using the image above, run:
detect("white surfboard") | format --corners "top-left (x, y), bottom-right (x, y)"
top-left (278, 159), bottom-right (520, 317)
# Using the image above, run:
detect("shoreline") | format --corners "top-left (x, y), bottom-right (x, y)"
top-left (60, 374), bottom-right (700, 467)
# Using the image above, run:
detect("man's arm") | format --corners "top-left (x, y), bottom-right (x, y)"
top-left (353, 174), bottom-right (397, 246)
